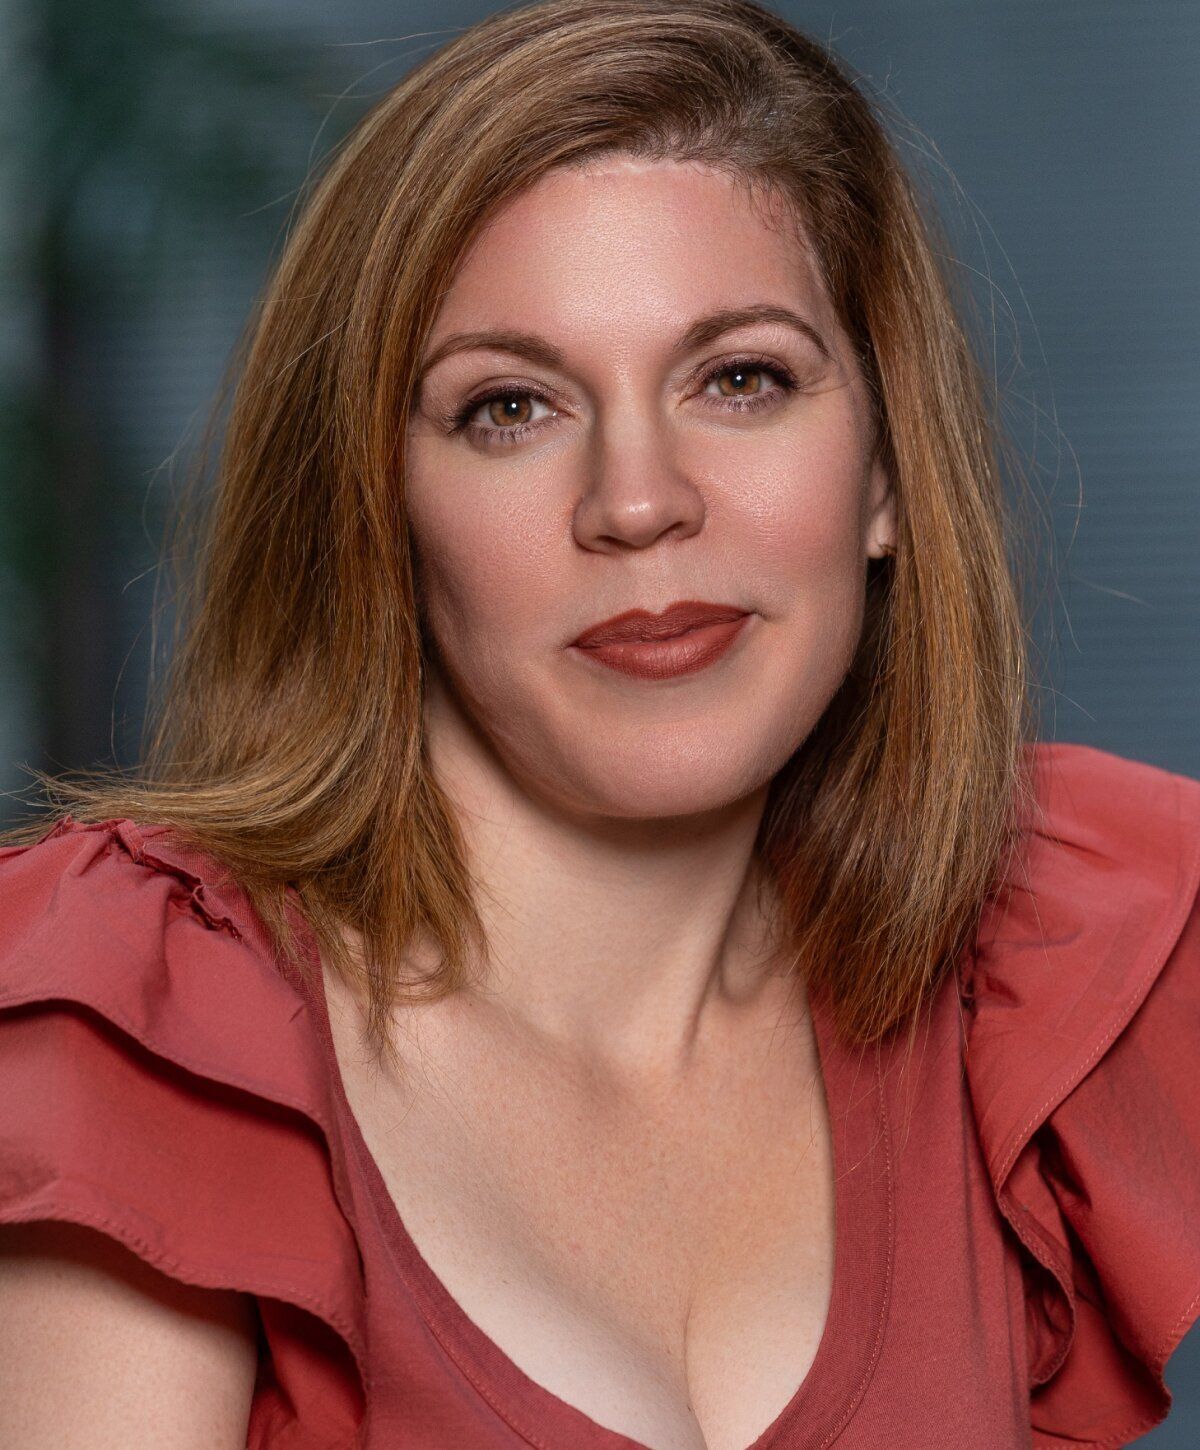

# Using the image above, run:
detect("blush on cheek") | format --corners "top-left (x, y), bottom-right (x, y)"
top-left (414, 524), bottom-right (558, 705)
top-left (722, 415), bottom-right (873, 565)
top-left (411, 469), bottom-right (563, 619)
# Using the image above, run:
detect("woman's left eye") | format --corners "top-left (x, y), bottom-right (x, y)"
top-left (448, 355), bottom-right (799, 447)
top-left (699, 358), bottom-right (798, 409)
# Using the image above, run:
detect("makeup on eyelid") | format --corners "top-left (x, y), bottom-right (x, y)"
top-left (403, 156), bottom-right (896, 828)
top-left (440, 355), bottom-right (802, 446)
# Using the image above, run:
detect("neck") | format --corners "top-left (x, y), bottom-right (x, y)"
top-left (419, 685), bottom-right (795, 1081)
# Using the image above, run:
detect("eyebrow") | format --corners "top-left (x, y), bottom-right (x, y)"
top-left (416, 303), bottom-right (832, 379)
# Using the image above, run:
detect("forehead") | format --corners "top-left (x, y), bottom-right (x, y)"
top-left (429, 156), bottom-right (836, 347)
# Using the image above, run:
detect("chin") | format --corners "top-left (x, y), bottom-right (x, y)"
top-left (544, 736), bottom-right (784, 824)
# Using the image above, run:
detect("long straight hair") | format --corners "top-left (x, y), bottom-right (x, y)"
top-left (7, 0), bottom-right (1040, 1065)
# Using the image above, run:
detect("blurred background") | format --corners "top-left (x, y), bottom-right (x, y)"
top-left (0, 0), bottom-right (1196, 1434)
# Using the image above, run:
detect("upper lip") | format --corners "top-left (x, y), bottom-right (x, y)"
top-left (571, 600), bottom-right (749, 648)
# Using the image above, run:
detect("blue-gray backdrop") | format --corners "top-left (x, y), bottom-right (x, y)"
top-left (0, 0), bottom-right (1196, 1439)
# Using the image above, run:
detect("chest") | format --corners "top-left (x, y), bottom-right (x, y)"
top-left (325, 976), bottom-right (837, 1450)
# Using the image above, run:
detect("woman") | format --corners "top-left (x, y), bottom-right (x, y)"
top-left (1, 1), bottom-right (1197, 1446)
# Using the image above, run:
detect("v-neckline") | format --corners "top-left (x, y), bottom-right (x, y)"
top-left (303, 957), bottom-right (894, 1449)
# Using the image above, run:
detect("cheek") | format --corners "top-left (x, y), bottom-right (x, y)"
top-left (717, 421), bottom-right (873, 729)
top-left (406, 467), bottom-right (561, 665)
top-left (407, 396), bottom-right (873, 696)
top-left (723, 420), bottom-right (872, 602)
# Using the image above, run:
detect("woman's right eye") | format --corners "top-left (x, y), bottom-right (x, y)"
top-left (449, 389), bottom-right (559, 445)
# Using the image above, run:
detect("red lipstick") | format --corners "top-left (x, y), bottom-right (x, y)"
top-left (570, 600), bottom-right (752, 680)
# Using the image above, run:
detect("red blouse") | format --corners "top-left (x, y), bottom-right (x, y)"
top-left (1, 740), bottom-right (1198, 1449)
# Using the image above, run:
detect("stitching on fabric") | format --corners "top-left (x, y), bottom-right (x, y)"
top-left (30, 815), bottom-right (248, 942)
top-left (1005, 1197), bottom-right (1071, 1286)
top-left (1152, 1279), bottom-right (1200, 1365)
top-left (0, 1206), bottom-right (366, 1450)
top-left (995, 785), bottom-right (1200, 1186)
top-left (989, 790), bottom-right (1200, 1409)
top-left (371, 1179), bottom-right (635, 1449)
top-left (1094, 1275), bottom-right (1200, 1449)
top-left (111, 819), bottom-right (247, 941)
top-left (0, 1201), bottom-right (362, 1366)
top-left (997, 1190), bottom-right (1076, 1388)
top-left (1, 984), bottom-right (333, 1152)
top-left (412, 1312), bottom-right (563, 1450)
top-left (352, 1004), bottom-right (901, 1450)
top-left (0, 983), bottom-right (373, 1403)
top-left (12, 822), bottom-right (379, 1439)
top-left (816, 1040), bottom-right (896, 1450)
top-left (0, 823), bottom-right (349, 1189)
top-left (376, 1028), bottom-right (899, 1450)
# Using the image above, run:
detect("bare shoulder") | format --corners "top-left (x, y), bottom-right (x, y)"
top-left (0, 1220), bottom-right (259, 1449)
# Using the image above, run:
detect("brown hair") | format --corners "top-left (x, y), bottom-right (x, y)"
top-left (6, 0), bottom-right (1041, 1064)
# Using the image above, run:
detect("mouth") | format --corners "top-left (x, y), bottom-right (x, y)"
top-left (570, 600), bottom-right (749, 648)
top-left (569, 600), bottom-right (752, 681)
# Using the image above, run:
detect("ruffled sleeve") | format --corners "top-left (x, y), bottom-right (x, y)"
top-left (0, 815), bottom-right (368, 1449)
top-left (962, 741), bottom-right (1200, 1448)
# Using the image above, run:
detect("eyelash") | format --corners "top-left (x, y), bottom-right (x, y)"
top-left (445, 353), bottom-right (801, 448)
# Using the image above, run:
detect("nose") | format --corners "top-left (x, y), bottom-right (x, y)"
top-left (571, 410), bottom-right (706, 553)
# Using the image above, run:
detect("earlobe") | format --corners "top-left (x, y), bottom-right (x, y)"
top-left (865, 458), bottom-right (897, 559)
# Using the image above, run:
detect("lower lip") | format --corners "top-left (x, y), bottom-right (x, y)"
top-left (571, 614), bottom-right (751, 680)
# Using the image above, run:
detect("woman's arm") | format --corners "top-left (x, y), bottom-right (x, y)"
top-left (0, 1220), bottom-right (259, 1448)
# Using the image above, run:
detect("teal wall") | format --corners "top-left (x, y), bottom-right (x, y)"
top-left (1, 4), bottom-right (1195, 1429)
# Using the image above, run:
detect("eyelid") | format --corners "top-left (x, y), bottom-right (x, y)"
top-left (450, 351), bottom-right (801, 444)
top-left (451, 385), bottom-right (560, 434)
top-left (694, 351), bottom-right (799, 391)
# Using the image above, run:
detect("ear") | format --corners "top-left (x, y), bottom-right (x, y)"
top-left (864, 454), bottom-right (897, 559)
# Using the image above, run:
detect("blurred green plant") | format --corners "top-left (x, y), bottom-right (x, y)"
top-left (0, 0), bottom-right (357, 797)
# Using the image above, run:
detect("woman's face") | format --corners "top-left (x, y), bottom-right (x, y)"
top-left (406, 155), bottom-right (895, 821)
